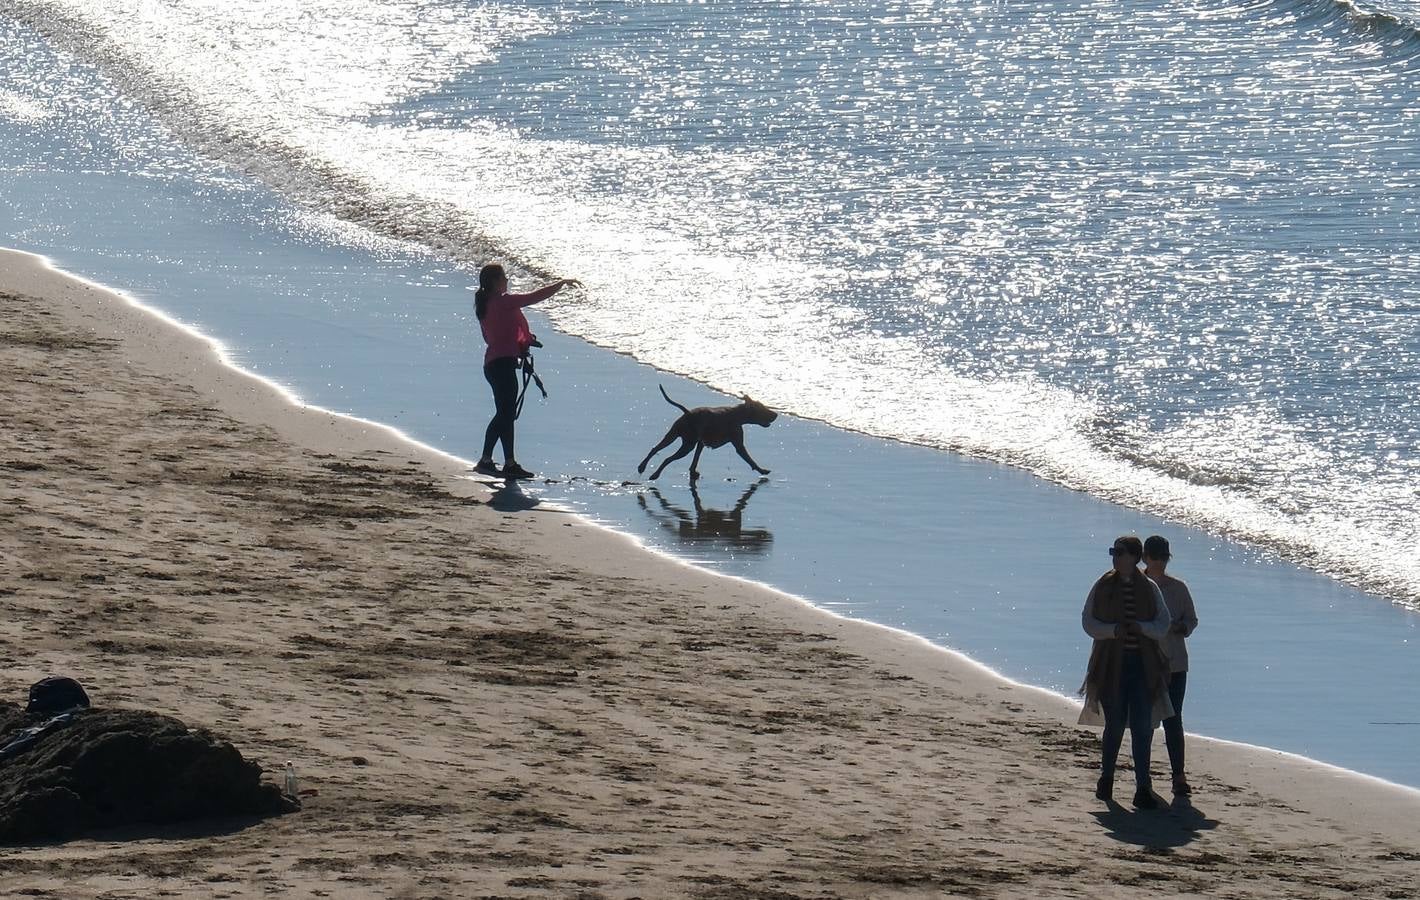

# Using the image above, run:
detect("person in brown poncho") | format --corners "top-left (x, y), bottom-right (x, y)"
top-left (1079, 534), bottom-right (1174, 809)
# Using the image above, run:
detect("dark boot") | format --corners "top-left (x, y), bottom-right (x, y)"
top-left (1095, 774), bottom-right (1113, 801)
top-left (1132, 787), bottom-right (1161, 810)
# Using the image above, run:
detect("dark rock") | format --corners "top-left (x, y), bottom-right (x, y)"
top-left (0, 702), bottom-right (294, 843)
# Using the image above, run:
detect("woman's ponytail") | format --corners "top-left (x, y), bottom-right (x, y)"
top-left (475, 263), bottom-right (505, 320)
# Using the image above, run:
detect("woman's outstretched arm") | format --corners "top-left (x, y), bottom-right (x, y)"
top-left (510, 278), bottom-right (582, 307)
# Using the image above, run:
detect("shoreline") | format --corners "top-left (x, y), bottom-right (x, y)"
top-left (5, 118), bottom-right (1418, 784)
top-left (18, 246), bottom-right (1418, 796)
top-left (5, 245), bottom-right (1420, 895)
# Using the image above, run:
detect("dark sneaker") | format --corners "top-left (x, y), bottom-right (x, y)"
top-left (501, 463), bottom-right (535, 480)
top-left (1132, 789), bottom-right (1161, 810)
top-left (1172, 776), bottom-right (1192, 797)
top-left (1095, 775), bottom-right (1113, 801)
top-left (473, 459), bottom-right (500, 476)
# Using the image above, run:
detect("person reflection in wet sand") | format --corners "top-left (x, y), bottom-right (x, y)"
top-left (637, 479), bottom-right (772, 552)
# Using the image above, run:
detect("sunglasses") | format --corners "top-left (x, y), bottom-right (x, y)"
top-left (1108, 547), bottom-right (1136, 558)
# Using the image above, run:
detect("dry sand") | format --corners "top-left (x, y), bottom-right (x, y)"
top-left (3, 246), bottom-right (1419, 898)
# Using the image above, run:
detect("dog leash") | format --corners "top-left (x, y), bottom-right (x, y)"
top-left (514, 352), bottom-right (547, 420)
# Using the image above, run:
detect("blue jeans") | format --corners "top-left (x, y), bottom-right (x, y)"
top-left (1161, 671), bottom-right (1187, 780)
top-left (1100, 650), bottom-right (1155, 791)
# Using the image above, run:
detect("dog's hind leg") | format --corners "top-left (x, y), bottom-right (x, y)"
top-left (649, 438), bottom-right (694, 480)
top-left (639, 429), bottom-right (681, 474)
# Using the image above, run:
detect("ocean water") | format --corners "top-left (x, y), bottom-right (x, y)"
top-left (5, 0), bottom-right (1418, 608)
top-left (4, 1), bottom-right (1420, 786)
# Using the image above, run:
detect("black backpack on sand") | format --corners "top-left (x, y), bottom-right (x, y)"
top-left (26, 676), bottom-right (91, 717)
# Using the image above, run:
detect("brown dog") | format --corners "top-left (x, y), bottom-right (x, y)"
top-left (638, 385), bottom-right (777, 481)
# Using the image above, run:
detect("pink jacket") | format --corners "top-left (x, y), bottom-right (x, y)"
top-left (479, 292), bottom-right (540, 365)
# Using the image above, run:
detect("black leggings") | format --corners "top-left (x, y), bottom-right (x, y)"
top-left (1162, 671), bottom-right (1188, 779)
top-left (481, 357), bottom-right (519, 461)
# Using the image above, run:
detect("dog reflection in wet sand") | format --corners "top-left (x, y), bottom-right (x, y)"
top-left (638, 481), bottom-right (773, 552)
top-left (638, 385), bottom-right (778, 481)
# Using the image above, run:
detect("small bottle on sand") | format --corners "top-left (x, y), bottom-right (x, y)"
top-left (283, 761), bottom-right (298, 798)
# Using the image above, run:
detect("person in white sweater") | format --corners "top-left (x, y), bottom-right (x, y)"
top-left (1144, 534), bottom-right (1199, 797)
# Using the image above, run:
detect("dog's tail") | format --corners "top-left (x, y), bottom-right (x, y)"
top-left (658, 384), bottom-right (690, 414)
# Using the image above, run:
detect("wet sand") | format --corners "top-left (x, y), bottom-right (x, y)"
top-left (4, 246), bottom-right (1419, 897)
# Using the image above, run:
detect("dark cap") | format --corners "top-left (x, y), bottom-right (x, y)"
top-left (1143, 535), bottom-right (1171, 561)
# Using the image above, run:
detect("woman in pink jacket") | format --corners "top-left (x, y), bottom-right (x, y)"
top-left (472, 263), bottom-right (580, 479)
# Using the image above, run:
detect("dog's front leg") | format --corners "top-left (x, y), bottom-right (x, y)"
top-left (688, 442), bottom-right (706, 481)
top-left (732, 438), bottom-right (770, 476)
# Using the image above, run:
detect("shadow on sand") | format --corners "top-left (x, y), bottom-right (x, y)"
top-left (4, 811), bottom-right (282, 849)
top-left (1091, 796), bottom-right (1220, 848)
top-left (486, 479), bottom-right (542, 513)
top-left (637, 479), bottom-right (773, 552)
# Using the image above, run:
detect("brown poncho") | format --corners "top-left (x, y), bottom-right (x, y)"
top-left (1078, 570), bottom-right (1175, 727)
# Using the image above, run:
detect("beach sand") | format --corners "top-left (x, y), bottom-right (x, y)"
top-left (3, 246), bottom-right (1419, 898)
